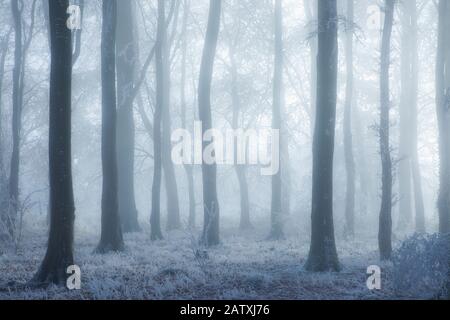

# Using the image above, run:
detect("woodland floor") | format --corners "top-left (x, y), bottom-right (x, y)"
top-left (0, 223), bottom-right (418, 300)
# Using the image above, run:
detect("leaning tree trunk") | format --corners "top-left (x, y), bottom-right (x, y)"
top-left (305, 0), bottom-right (340, 272)
top-left (8, 0), bottom-right (23, 237)
top-left (436, 0), bottom-right (450, 234)
top-left (199, 0), bottom-right (221, 247)
top-left (378, 0), bottom-right (394, 261)
top-left (32, 0), bottom-right (75, 285)
top-left (95, 0), bottom-right (124, 254)
top-left (180, 0), bottom-right (196, 229)
top-left (116, 0), bottom-right (140, 232)
top-left (150, 0), bottom-right (167, 241)
top-left (343, 0), bottom-right (355, 239)
top-left (269, 0), bottom-right (284, 240)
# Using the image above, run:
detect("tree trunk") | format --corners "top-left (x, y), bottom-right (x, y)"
top-left (408, 1), bottom-right (425, 233)
top-left (180, 0), bottom-right (196, 229)
top-left (397, 0), bottom-right (414, 232)
top-left (95, 0), bottom-right (124, 254)
top-left (305, 0), bottom-right (340, 272)
top-left (162, 0), bottom-right (181, 231)
top-left (162, 83), bottom-right (181, 231)
top-left (0, 32), bottom-right (10, 233)
top-left (269, 0), bottom-right (284, 240)
top-left (436, 0), bottom-right (450, 234)
top-left (116, 0), bottom-right (140, 232)
top-left (151, 0), bottom-right (167, 241)
top-left (229, 49), bottom-right (252, 231)
top-left (343, 0), bottom-right (355, 239)
top-left (8, 0), bottom-right (23, 237)
top-left (199, 0), bottom-right (221, 247)
top-left (304, 0), bottom-right (317, 136)
top-left (33, 0), bottom-right (75, 285)
top-left (378, 0), bottom-right (394, 261)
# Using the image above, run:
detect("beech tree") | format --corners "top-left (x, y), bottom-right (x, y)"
top-left (343, 0), bottom-right (355, 238)
top-left (378, 0), bottom-right (394, 261)
top-left (270, 0), bottom-right (284, 240)
top-left (95, 0), bottom-right (124, 254)
top-left (305, 0), bottom-right (340, 272)
top-left (199, 0), bottom-right (221, 246)
top-left (116, 0), bottom-right (141, 232)
top-left (32, 0), bottom-right (75, 285)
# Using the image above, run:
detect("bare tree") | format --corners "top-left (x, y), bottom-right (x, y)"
top-left (199, 0), bottom-right (221, 246)
top-left (95, 0), bottom-right (124, 254)
top-left (150, 0), bottom-right (168, 241)
top-left (32, 0), bottom-right (75, 285)
top-left (343, 0), bottom-right (355, 238)
top-left (269, 0), bottom-right (284, 240)
top-left (180, 0), bottom-right (196, 229)
top-left (305, 0), bottom-right (340, 272)
top-left (7, 0), bottom-right (23, 237)
top-left (378, 0), bottom-right (394, 261)
top-left (116, 0), bottom-right (141, 233)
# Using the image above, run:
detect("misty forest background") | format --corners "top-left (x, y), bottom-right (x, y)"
top-left (0, 0), bottom-right (449, 299)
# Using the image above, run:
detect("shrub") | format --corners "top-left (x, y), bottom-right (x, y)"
top-left (392, 233), bottom-right (450, 299)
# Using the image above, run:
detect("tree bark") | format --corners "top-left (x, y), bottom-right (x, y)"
top-left (95, 0), bottom-right (124, 254)
top-left (199, 0), bottom-right (221, 246)
top-left (436, 0), bottom-right (450, 234)
top-left (343, 0), bottom-right (355, 239)
top-left (305, 0), bottom-right (340, 272)
top-left (33, 0), bottom-right (75, 285)
top-left (116, 0), bottom-right (140, 233)
top-left (378, 0), bottom-right (394, 261)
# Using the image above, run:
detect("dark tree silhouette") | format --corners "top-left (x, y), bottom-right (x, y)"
top-left (305, 0), bottom-right (340, 272)
top-left (378, 0), bottom-right (394, 261)
top-left (95, 0), bottom-right (124, 254)
top-left (199, 0), bottom-right (221, 246)
top-left (32, 0), bottom-right (75, 285)
top-left (269, 0), bottom-right (284, 240)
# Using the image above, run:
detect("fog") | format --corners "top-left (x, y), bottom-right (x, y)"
top-left (0, 0), bottom-right (448, 300)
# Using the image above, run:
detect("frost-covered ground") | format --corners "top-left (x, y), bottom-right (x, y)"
top-left (0, 223), bottom-right (431, 300)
